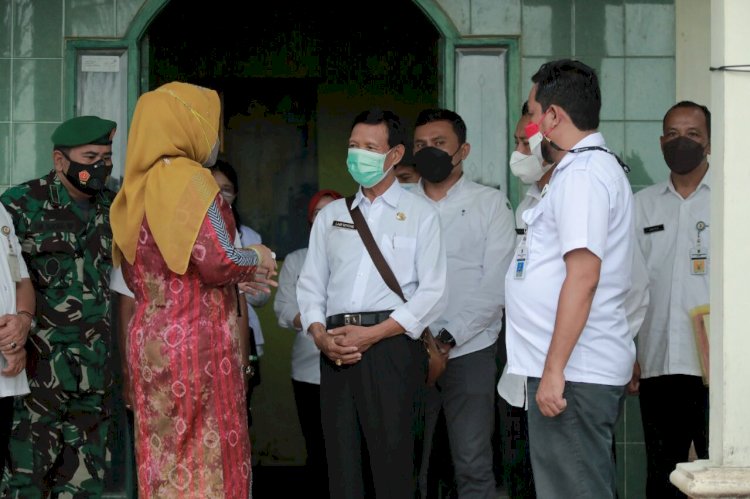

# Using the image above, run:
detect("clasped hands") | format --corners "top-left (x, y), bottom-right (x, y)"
top-left (310, 323), bottom-right (382, 367)
top-left (0, 313), bottom-right (30, 376)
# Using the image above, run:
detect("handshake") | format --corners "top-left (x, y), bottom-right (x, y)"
top-left (240, 244), bottom-right (279, 296)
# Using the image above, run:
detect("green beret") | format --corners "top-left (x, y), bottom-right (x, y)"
top-left (51, 116), bottom-right (117, 148)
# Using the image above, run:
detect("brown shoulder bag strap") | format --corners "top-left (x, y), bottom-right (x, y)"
top-left (345, 195), bottom-right (406, 303)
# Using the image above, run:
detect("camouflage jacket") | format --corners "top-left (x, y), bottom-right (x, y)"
top-left (0, 171), bottom-right (115, 395)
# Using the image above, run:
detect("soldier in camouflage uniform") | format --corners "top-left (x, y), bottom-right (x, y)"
top-left (0, 116), bottom-right (117, 498)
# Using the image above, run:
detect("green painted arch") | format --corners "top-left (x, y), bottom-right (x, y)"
top-left (67, 0), bottom-right (463, 125)
top-left (67, 0), bottom-right (519, 196)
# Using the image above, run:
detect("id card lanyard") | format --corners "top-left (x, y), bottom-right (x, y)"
top-left (1, 226), bottom-right (21, 282)
top-left (690, 221), bottom-right (709, 275)
top-left (514, 229), bottom-right (528, 279)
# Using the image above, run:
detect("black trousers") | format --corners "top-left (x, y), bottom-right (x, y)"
top-left (292, 379), bottom-right (328, 497)
top-left (639, 375), bottom-right (709, 498)
top-left (320, 335), bottom-right (427, 499)
top-left (0, 396), bottom-right (13, 475)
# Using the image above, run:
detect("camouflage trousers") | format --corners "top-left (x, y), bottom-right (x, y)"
top-left (1, 390), bottom-right (111, 499)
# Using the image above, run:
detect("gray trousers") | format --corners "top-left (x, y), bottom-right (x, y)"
top-left (420, 342), bottom-right (498, 499)
top-left (527, 378), bottom-right (625, 499)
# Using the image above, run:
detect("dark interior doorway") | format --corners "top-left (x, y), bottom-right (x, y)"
top-left (144, 0), bottom-right (440, 258)
top-left (135, 2), bottom-right (442, 496)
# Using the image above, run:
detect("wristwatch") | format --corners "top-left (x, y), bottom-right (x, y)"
top-left (435, 328), bottom-right (456, 347)
top-left (17, 310), bottom-right (36, 331)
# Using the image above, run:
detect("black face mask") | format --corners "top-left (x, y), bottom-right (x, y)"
top-left (61, 151), bottom-right (112, 196)
top-left (414, 146), bottom-right (461, 184)
top-left (662, 136), bottom-right (706, 175)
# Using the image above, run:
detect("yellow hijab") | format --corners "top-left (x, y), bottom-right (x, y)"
top-left (111, 81), bottom-right (221, 274)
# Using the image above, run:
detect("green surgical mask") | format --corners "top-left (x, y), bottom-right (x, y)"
top-left (347, 147), bottom-right (393, 188)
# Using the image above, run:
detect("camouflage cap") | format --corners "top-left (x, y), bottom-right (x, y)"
top-left (51, 116), bottom-right (117, 147)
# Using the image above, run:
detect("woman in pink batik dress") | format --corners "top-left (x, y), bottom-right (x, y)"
top-left (110, 81), bottom-right (276, 498)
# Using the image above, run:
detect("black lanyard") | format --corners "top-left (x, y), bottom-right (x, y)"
top-left (568, 146), bottom-right (631, 173)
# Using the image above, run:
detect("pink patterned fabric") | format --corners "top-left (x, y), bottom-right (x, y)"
top-left (123, 196), bottom-right (256, 498)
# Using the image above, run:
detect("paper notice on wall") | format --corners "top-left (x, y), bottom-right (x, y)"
top-left (81, 55), bottom-right (120, 73)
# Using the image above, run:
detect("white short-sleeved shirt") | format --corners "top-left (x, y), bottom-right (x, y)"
top-left (415, 176), bottom-right (516, 358)
top-left (273, 247), bottom-right (321, 384)
top-left (0, 204), bottom-right (30, 397)
top-left (499, 178), bottom-right (649, 406)
top-left (505, 132), bottom-right (636, 386)
top-left (634, 170), bottom-right (710, 379)
top-left (297, 181), bottom-right (447, 339)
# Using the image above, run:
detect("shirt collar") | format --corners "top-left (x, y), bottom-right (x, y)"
top-left (414, 174), bottom-right (466, 201)
top-left (665, 166), bottom-right (711, 197)
top-left (551, 132), bottom-right (607, 177)
top-left (351, 178), bottom-right (401, 210)
top-left (525, 182), bottom-right (543, 201)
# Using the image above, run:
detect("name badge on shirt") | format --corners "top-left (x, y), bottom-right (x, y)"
top-left (332, 220), bottom-right (355, 230)
top-left (690, 246), bottom-right (708, 275)
top-left (514, 237), bottom-right (528, 280)
top-left (2, 226), bottom-right (21, 282)
top-left (644, 224), bottom-right (665, 234)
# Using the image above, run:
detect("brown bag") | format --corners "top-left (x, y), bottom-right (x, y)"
top-left (346, 197), bottom-right (447, 386)
top-left (421, 327), bottom-right (447, 387)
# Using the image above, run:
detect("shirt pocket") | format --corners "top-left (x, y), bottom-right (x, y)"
top-left (521, 204), bottom-right (545, 261)
top-left (384, 235), bottom-right (417, 285)
top-left (23, 233), bottom-right (78, 289)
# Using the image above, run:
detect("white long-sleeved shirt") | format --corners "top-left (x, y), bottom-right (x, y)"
top-left (634, 170), bottom-right (710, 379)
top-left (297, 181), bottom-right (447, 339)
top-left (274, 247), bottom-right (321, 384)
top-left (416, 176), bottom-right (516, 358)
top-left (0, 204), bottom-right (30, 397)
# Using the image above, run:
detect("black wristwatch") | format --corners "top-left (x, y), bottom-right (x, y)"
top-left (435, 328), bottom-right (456, 347)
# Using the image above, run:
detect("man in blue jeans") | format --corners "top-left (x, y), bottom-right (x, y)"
top-left (505, 59), bottom-right (636, 498)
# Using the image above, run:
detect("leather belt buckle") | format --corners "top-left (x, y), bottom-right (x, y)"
top-left (344, 313), bottom-right (361, 326)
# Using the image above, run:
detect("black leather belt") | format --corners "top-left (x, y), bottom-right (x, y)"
top-left (326, 310), bottom-right (394, 328)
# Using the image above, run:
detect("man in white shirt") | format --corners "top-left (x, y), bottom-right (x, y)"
top-left (296, 108), bottom-right (447, 499)
top-left (0, 203), bottom-right (34, 476)
top-left (497, 100), bottom-right (556, 498)
top-left (631, 101), bottom-right (711, 498)
top-left (505, 59), bottom-right (636, 498)
top-left (411, 108), bottom-right (515, 499)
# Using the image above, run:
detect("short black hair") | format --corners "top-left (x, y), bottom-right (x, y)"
top-left (663, 101), bottom-right (711, 141)
top-left (522, 101), bottom-right (529, 116)
top-left (531, 59), bottom-right (601, 131)
top-left (351, 108), bottom-right (406, 148)
top-left (414, 108), bottom-right (467, 144)
top-left (399, 142), bottom-right (416, 166)
top-left (212, 159), bottom-right (239, 193)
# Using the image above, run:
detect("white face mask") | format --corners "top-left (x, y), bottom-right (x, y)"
top-left (399, 182), bottom-right (418, 192)
top-left (525, 122), bottom-right (547, 166)
top-left (509, 150), bottom-right (553, 184)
